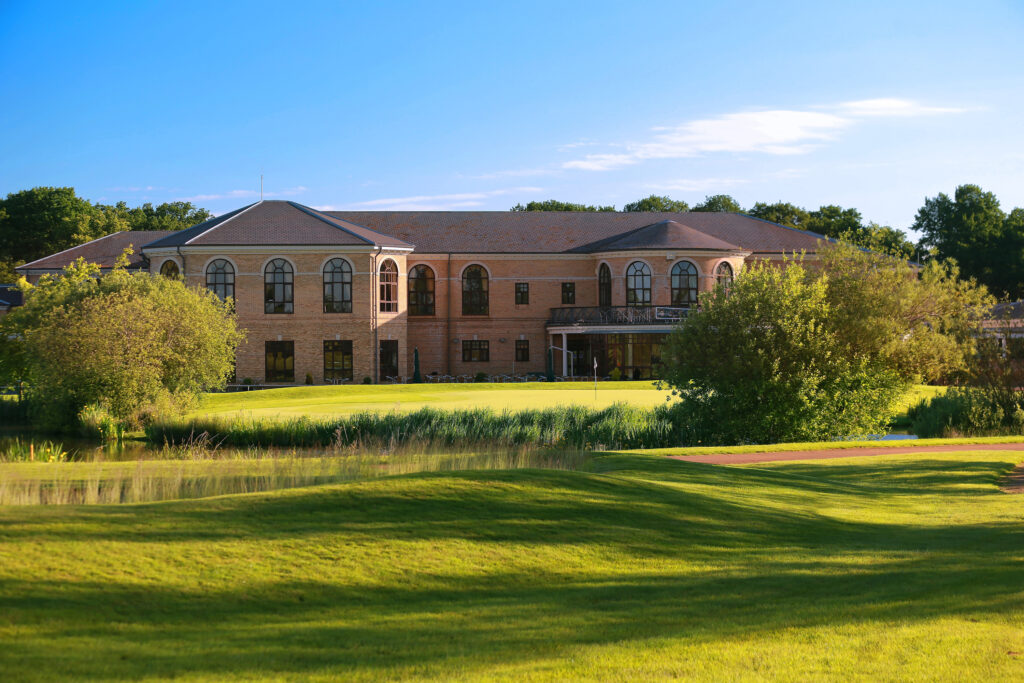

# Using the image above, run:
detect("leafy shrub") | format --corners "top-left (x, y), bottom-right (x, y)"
top-left (608, 367), bottom-right (622, 381)
top-left (910, 387), bottom-right (1024, 437)
top-left (305, 373), bottom-right (314, 385)
top-left (474, 372), bottom-right (489, 383)
top-left (362, 377), bottom-right (372, 385)
top-left (77, 404), bottom-right (125, 442)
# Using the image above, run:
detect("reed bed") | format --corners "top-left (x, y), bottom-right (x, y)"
top-left (146, 403), bottom-right (678, 450)
top-left (0, 445), bottom-right (591, 506)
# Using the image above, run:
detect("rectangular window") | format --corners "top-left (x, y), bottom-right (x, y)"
top-left (265, 341), bottom-right (295, 383)
top-left (323, 340), bottom-right (353, 382)
top-left (515, 282), bottom-right (529, 305)
top-left (462, 340), bottom-right (489, 362)
top-left (515, 339), bottom-right (529, 362)
top-left (561, 282), bottom-right (576, 305)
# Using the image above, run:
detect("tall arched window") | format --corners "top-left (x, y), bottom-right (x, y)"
top-left (379, 259), bottom-right (398, 312)
top-left (159, 260), bottom-right (180, 278)
top-left (264, 258), bottom-right (294, 314)
top-left (716, 261), bottom-right (734, 288)
top-left (462, 265), bottom-right (489, 315)
top-left (598, 263), bottom-right (612, 307)
top-left (206, 259), bottom-right (234, 300)
top-left (671, 261), bottom-right (699, 307)
top-left (408, 264), bottom-right (435, 316)
top-left (625, 261), bottom-right (651, 306)
top-left (323, 259), bottom-right (352, 313)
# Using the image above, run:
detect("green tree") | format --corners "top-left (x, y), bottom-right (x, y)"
top-left (101, 200), bottom-right (213, 231)
top-left (510, 199), bottom-right (615, 212)
top-left (0, 251), bottom-right (244, 429)
top-left (661, 244), bottom-right (992, 445)
top-left (691, 194), bottom-right (743, 213)
top-left (805, 205), bottom-right (863, 237)
top-left (622, 195), bottom-right (689, 212)
top-left (0, 187), bottom-right (127, 281)
top-left (747, 201), bottom-right (810, 228)
top-left (913, 184), bottom-right (1009, 295)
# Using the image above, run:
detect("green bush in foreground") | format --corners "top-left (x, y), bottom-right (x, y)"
top-left (910, 387), bottom-right (1024, 437)
top-left (147, 403), bottom-right (677, 450)
top-left (662, 243), bottom-right (992, 445)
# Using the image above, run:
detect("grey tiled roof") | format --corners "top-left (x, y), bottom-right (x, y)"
top-left (325, 210), bottom-right (831, 254)
top-left (16, 231), bottom-right (174, 271)
top-left (145, 201), bottom-right (413, 248)
top-left (568, 219), bottom-right (743, 253)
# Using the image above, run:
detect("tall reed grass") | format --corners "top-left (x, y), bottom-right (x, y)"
top-left (146, 404), bottom-right (678, 450)
top-left (0, 446), bottom-right (591, 505)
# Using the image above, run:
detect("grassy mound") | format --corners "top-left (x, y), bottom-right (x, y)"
top-left (1, 450), bottom-right (1023, 680)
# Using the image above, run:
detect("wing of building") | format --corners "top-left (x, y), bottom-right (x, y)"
top-left (16, 200), bottom-right (832, 382)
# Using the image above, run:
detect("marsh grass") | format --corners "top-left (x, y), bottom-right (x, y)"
top-left (148, 403), bottom-right (677, 450)
top-left (0, 444), bottom-right (591, 505)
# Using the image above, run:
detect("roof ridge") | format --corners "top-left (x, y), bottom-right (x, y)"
top-left (286, 202), bottom-right (374, 245)
top-left (183, 201), bottom-right (262, 245)
top-left (17, 231), bottom-right (126, 269)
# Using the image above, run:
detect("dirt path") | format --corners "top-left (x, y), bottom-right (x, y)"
top-left (1000, 464), bottom-right (1024, 494)
top-left (668, 442), bottom-right (1024, 465)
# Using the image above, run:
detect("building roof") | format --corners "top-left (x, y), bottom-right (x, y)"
top-left (568, 219), bottom-right (743, 253)
top-left (16, 231), bottom-right (173, 272)
top-left (325, 209), bottom-right (830, 254)
top-left (0, 285), bottom-right (24, 308)
top-left (145, 200), bottom-right (413, 249)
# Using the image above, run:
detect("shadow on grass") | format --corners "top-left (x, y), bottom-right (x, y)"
top-left (1, 453), bottom-right (1022, 679)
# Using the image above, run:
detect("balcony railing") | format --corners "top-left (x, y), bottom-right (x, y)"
top-left (548, 305), bottom-right (691, 327)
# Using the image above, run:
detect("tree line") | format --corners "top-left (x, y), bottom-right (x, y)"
top-left (0, 187), bottom-right (212, 282)
top-left (513, 185), bottom-right (1024, 300)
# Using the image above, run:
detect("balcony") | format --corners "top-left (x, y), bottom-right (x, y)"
top-left (547, 305), bottom-right (690, 328)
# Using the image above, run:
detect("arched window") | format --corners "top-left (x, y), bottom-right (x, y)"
top-left (462, 265), bottom-right (489, 315)
top-left (625, 261), bottom-right (651, 306)
top-left (159, 260), bottom-right (180, 278)
top-left (206, 259), bottom-right (234, 300)
top-left (379, 259), bottom-right (398, 312)
top-left (671, 261), bottom-right (699, 307)
top-left (264, 258), bottom-right (294, 314)
top-left (409, 264), bottom-right (435, 316)
top-left (716, 261), bottom-right (734, 288)
top-left (323, 259), bottom-right (352, 313)
top-left (598, 263), bottom-right (612, 307)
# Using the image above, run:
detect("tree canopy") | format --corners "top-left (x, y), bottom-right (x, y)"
top-left (913, 184), bottom-right (1024, 298)
top-left (622, 195), bottom-right (689, 212)
top-left (0, 187), bottom-right (211, 283)
top-left (510, 199), bottom-right (615, 212)
top-left (661, 243), bottom-right (992, 444)
top-left (691, 194), bottom-right (743, 213)
top-left (0, 252), bottom-right (243, 429)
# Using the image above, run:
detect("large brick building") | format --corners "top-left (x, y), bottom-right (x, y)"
top-left (16, 200), bottom-right (828, 383)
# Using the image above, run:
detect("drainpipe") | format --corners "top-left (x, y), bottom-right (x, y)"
top-left (175, 246), bottom-right (185, 278)
top-left (446, 252), bottom-right (452, 376)
top-left (372, 246), bottom-right (382, 383)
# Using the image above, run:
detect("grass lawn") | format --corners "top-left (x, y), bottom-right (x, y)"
top-left (193, 381), bottom-right (943, 421)
top-left (2, 449), bottom-right (1023, 680)
top-left (192, 381), bottom-right (675, 419)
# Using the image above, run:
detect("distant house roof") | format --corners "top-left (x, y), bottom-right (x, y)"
top-left (145, 201), bottom-right (413, 249)
top-left (16, 231), bottom-right (173, 272)
top-left (567, 219), bottom-right (743, 253)
top-left (0, 285), bottom-right (24, 309)
top-left (324, 209), bottom-right (830, 254)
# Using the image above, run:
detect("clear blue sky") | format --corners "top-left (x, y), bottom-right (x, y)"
top-left (2, 0), bottom-right (1022, 233)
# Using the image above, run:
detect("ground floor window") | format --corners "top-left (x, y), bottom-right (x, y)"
top-left (515, 339), bottom-right (529, 362)
top-left (324, 340), bottom-right (353, 381)
top-left (379, 340), bottom-right (399, 380)
top-left (265, 341), bottom-right (295, 383)
top-left (462, 339), bottom-right (489, 362)
top-left (561, 333), bottom-right (667, 379)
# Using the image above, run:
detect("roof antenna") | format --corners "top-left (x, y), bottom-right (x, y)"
top-left (260, 174), bottom-right (263, 201)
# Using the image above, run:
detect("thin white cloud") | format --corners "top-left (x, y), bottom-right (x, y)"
top-left (178, 186), bottom-right (308, 202)
top-left (344, 187), bottom-right (542, 211)
top-left (564, 98), bottom-right (964, 171)
top-left (835, 98), bottom-right (966, 117)
top-left (652, 177), bottom-right (750, 193)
